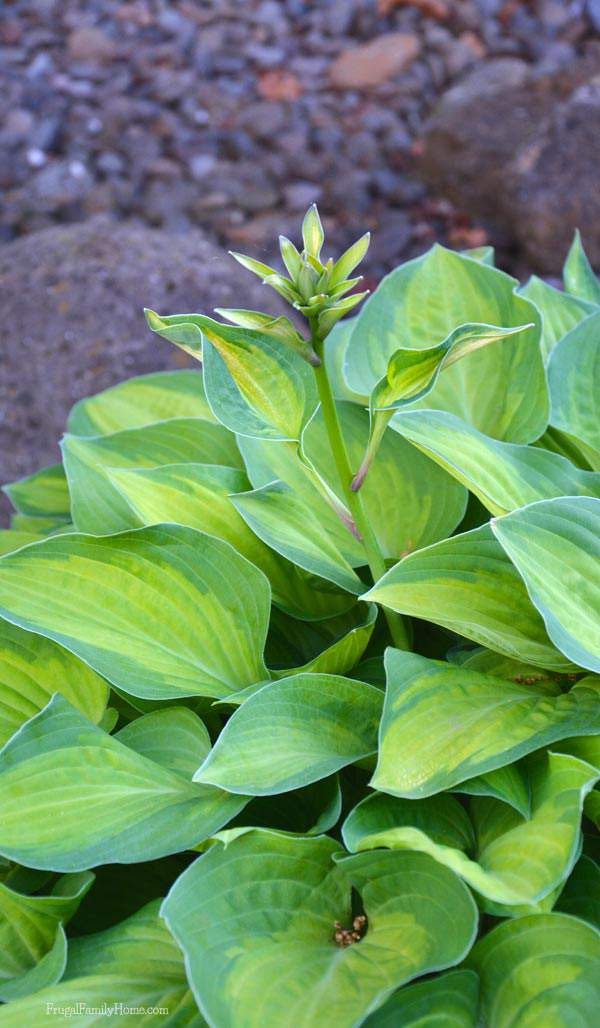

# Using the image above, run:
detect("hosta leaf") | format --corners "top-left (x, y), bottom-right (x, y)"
top-left (147, 311), bottom-right (318, 442)
top-left (0, 526), bottom-right (269, 701)
top-left (359, 324), bottom-right (530, 484)
top-left (0, 925), bottom-right (67, 1002)
top-left (195, 673), bottom-right (383, 795)
top-left (232, 480), bottom-right (364, 594)
top-left (62, 417), bottom-right (242, 534)
top-left (239, 433), bottom-right (365, 568)
top-left (202, 318), bottom-right (318, 441)
top-left (0, 619), bottom-right (108, 747)
top-left (271, 603), bottom-right (378, 679)
top-left (391, 409), bottom-right (600, 516)
top-left (107, 461), bottom-right (352, 621)
top-left (162, 831), bottom-right (478, 1028)
top-left (520, 275), bottom-right (597, 359)
top-left (451, 646), bottom-right (572, 693)
top-left (547, 311), bottom-right (600, 469)
top-left (239, 402), bottom-right (466, 568)
top-left (307, 403), bottom-right (467, 560)
top-left (0, 900), bottom-right (204, 1026)
top-left (456, 762), bottom-right (531, 818)
top-left (2, 464), bottom-right (70, 518)
top-left (362, 969), bottom-right (479, 1028)
top-left (0, 871), bottom-right (92, 999)
top-left (365, 522), bottom-right (571, 670)
top-left (348, 751), bottom-right (597, 907)
top-left (467, 913), bottom-right (600, 1027)
top-left (372, 324), bottom-right (527, 413)
top-left (115, 709), bottom-right (211, 779)
top-left (68, 369), bottom-right (214, 435)
top-left (344, 793), bottom-right (475, 854)
top-left (0, 532), bottom-right (45, 557)
top-left (563, 229), bottom-right (600, 304)
top-left (324, 318), bottom-right (367, 403)
top-left (556, 855), bottom-right (600, 929)
top-left (0, 696), bottom-right (245, 871)
top-left (9, 514), bottom-right (68, 535)
top-left (344, 244), bottom-right (547, 443)
top-left (492, 497), bottom-right (600, 673)
top-left (373, 649), bottom-right (600, 798)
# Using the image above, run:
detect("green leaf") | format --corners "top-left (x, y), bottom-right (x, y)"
top-left (451, 645), bottom-right (572, 693)
top-left (9, 514), bottom-right (68, 535)
top-left (492, 497), bottom-right (600, 673)
top-left (0, 871), bottom-right (92, 999)
top-left (305, 402), bottom-right (467, 561)
top-left (344, 244), bottom-right (548, 444)
top-left (373, 649), bottom-right (600, 798)
top-left (62, 416), bottom-right (241, 535)
top-left (456, 762), bottom-right (531, 818)
top-left (391, 408), bottom-right (600, 516)
top-left (0, 925), bottom-right (67, 1003)
top-left (106, 461), bottom-right (352, 621)
top-left (362, 969), bottom-right (479, 1028)
top-left (115, 708), bottom-right (211, 779)
top-left (344, 792), bottom-right (475, 854)
top-left (463, 244), bottom-right (495, 265)
top-left (520, 275), bottom-right (597, 360)
top-left (144, 308), bottom-right (205, 357)
top-left (0, 696), bottom-right (245, 871)
top-left (563, 229), bottom-right (600, 304)
top-left (2, 464), bottom-right (70, 518)
top-left (324, 318), bottom-right (368, 403)
top-left (372, 323), bottom-right (530, 412)
top-left (0, 532), bottom-right (46, 557)
top-left (239, 402), bottom-right (466, 569)
top-left (0, 525), bottom-right (269, 702)
top-left (0, 900), bottom-right (205, 1026)
top-left (68, 369), bottom-right (214, 435)
top-left (348, 751), bottom-right (597, 907)
top-left (0, 618), bottom-right (108, 747)
top-left (365, 522), bottom-right (571, 670)
top-left (194, 673), bottom-right (383, 795)
top-left (301, 203), bottom-right (324, 260)
top-left (162, 831), bottom-right (478, 1028)
top-left (188, 315), bottom-right (318, 441)
top-left (271, 603), bottom-right (378, 678)
top-left (467, 913), bottom-right (600, 1026)
top-left (239, 432), bottom-right (365, 566)
top-left (357, 324), bottom-right (531, 485)
top-left (556, 855), bottom-right (600, 930)
top-left (232, 480), bottom-right (364, 594)
top-left (547, 311), bottom-right (600, 469)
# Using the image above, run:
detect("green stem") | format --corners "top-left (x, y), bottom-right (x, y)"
top-left (311, 327), bottom-right (411, 650)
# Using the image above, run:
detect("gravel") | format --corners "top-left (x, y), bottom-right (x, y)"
top-left (1, 0), bottom-right (597, 276)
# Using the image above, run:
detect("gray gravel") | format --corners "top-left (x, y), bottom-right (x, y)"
top-left (1, 0), bottom-right (598, 276)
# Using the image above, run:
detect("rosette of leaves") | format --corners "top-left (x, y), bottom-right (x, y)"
top-left (0, 211), bottom-right (599, 1026)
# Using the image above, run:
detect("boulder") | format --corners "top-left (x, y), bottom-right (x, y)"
top-left (0, 218), bottom-right (282, 520)
top-left (420, 55), bottom-right (600, 272)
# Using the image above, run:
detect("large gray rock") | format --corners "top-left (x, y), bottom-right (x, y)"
top-left (420, 56), bottom-right (600, 272)
top-left (0, 218), bottom-right (281, 515)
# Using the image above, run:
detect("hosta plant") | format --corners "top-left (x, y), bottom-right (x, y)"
top-left (0, 211), bottom-right (599, 1026)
